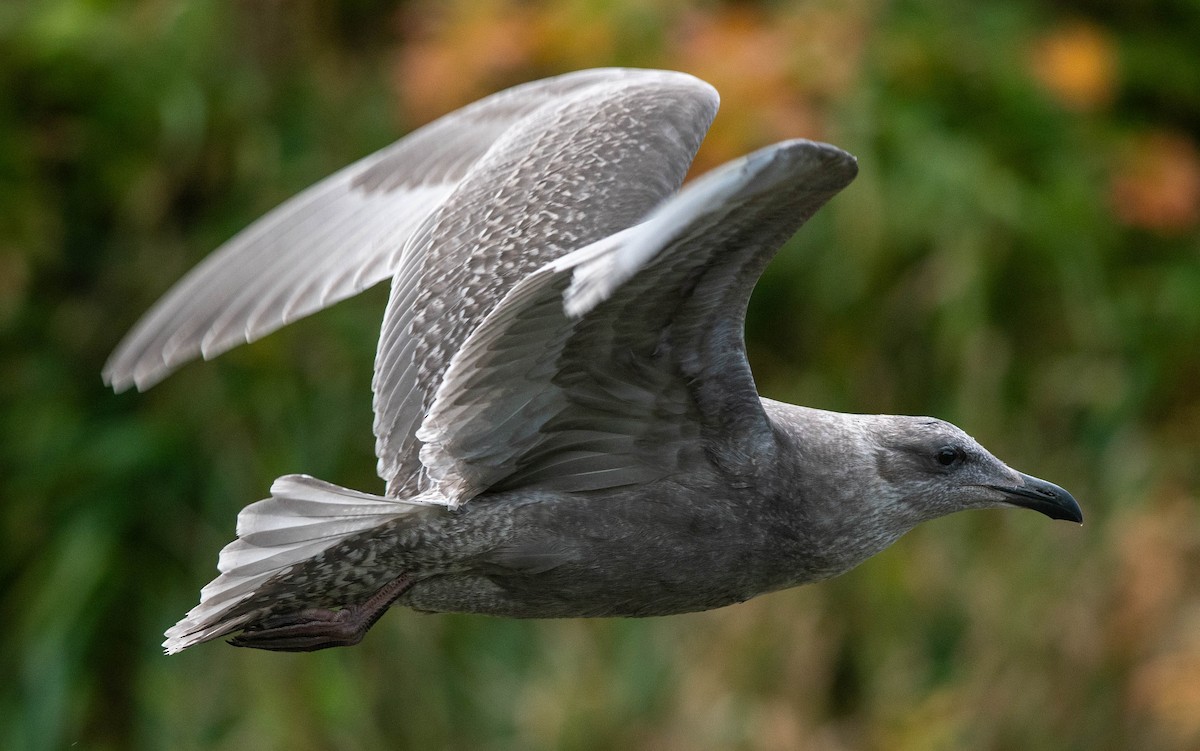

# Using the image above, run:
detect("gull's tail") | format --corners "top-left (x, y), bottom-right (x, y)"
top-left (163, 475), bottom-right (437, 654)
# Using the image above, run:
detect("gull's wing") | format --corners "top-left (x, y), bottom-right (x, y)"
top-left (102, 68), bottom-right (690, 392)
top-left (369, 71), bottom-right (720, 496)
top-left (415, 141), bottom-right (858, 506)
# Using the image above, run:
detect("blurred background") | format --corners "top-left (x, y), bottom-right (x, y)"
top-left (3, 0), bottom-right (1198, 748)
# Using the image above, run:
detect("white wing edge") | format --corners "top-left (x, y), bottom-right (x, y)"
top-left (560, 142), bottom-right (787, 318)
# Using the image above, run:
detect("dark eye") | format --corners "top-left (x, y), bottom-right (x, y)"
top-left (935, 446), bottom-right (964, 467)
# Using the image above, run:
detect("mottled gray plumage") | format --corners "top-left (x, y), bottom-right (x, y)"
top-left (103, 69), bottom-right (1081, 655)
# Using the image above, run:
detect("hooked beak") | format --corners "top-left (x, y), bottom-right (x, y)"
top-left (988, 472), bottom-right (1083, 523)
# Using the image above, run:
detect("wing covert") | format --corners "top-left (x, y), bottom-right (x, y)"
top-left (415, 140), bottom-right (858, 506)
top-left (369, 71), bottom-right (720, 496)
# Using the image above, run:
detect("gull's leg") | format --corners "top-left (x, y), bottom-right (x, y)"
top-left (228, 575), bottom-right (415, 652)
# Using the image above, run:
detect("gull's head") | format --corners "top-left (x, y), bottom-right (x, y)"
top-left (865, 415), bottom-right (1083, 525)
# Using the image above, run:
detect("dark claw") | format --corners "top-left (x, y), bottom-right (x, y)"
top-left (227, 575), bottom-right (415, 652)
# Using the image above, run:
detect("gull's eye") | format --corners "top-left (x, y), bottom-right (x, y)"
top-left (935, 446), bottom-right (964, 467)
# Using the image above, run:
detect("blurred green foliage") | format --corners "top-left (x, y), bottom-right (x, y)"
top-left (2, 0), bottom-right (1199, 749)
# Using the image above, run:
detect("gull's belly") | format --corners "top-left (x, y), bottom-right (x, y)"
top-left (397, 488), bottom-right (808, 618)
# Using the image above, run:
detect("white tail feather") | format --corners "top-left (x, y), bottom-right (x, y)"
top-left (163, 474), bottom-right (441, 654)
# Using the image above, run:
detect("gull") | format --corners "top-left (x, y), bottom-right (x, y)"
top-left (103, 68), bottom-right (1082, 654)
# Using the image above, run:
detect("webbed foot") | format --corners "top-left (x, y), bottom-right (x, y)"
top-left (228, 575), bottom-right (414, 652)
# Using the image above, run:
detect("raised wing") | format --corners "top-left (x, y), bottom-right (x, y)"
top-left (415, 140), bottom-right (858, 506)
top-left (369, 71), bottom-right (720, 496)
top-left (102, 68), bottom-right (683, 393)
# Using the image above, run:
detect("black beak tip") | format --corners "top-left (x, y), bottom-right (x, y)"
top-left (993, 473), bottom-right (1083, 525)
top-left (1042, 498), bottom-right (1084, 525)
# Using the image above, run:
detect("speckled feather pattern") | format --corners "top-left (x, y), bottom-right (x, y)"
top-left (105, 69), bottom-right (1075, 654)
top-left (186, 137), bottom-right (861, 642)
top-left (373, 79), bottom-right (718, 498)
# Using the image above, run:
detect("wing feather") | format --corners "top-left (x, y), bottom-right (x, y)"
top-left (104, 68), bottom-right (673, 392)
top-left (416, 140), bottom-right (858, 506)
top-left (369, 72), bottom-right (720, 496)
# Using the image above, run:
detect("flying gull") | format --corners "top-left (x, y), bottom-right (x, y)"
top-left (102, 68), bottom-right (1082, 654)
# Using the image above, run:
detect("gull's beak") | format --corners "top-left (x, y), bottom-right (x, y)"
top-left (989, 472), bottom-right (1083, 523)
